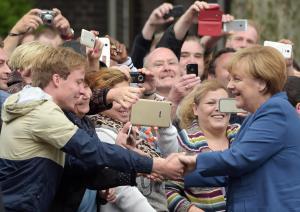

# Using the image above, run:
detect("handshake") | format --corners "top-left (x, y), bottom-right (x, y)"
top-left (151, 153), bottom-right (198, 180)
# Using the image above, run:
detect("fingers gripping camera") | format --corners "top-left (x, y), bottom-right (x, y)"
top-left (130, 72), bottom-right (146, 83)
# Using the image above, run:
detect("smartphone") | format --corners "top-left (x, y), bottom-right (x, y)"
top-left (198, 4), bottom-right (223, 36)
top-left (163, 5), bottom-right (184, 19)
top-left (130, 99), bottom-right (172, 127)
top-left (219, 98), bottom-right (245, 113)
top-left (130, 72), bottom-right (146, 83)
top-left (263, 41), bottom-right (292, 59)
top-left (223, 19), bottom-right (248, 32)
top-left (80, 29), bottom-right (96, 48)
top-left (186, 64), bottom-right (198, 76)
top-left (98, 37), bottom-right (111, 67)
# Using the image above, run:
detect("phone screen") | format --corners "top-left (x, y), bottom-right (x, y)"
top-left (186, 64), bottom-right (198, 76)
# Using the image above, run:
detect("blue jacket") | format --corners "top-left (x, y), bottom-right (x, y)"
top-left (0, 87), bottom-right (152, 212)
top-left (185, 92), bottom-right (300, 212)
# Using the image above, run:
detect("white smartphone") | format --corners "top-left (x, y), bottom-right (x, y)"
top-left (80, 29), bottom-right (96, 48)
top-left (98, 37), bottom-right (110, 67)
top-left (130, 99), bottom-right (172, 128)
top-left (263, 41), bottom-right (292, 59)
top-left (223, 19), bottom-right (248, 32)
top-left (219, 98), bottom-right (245, 113)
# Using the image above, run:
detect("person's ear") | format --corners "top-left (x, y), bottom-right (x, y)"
top-left (257, 79), bottom-right (267, 93)
top-left (52, 74), bottom-right (61, 87)
top-left (296, 102), bottom-right (300, 115)
top-left (192, 103), bottom-right (198, 116)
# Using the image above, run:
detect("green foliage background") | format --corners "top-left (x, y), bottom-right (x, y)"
top-left (231, 0), bottom-right (300, 61)
top-left (0, 0), bottom-right (33, 37)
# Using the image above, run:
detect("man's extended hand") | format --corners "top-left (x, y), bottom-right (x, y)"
top-left (178, 154), bottom-right (197, 175)
top-left (107, 86), bottom-right (144, 109)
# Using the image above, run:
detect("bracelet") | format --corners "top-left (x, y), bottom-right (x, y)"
top-left (8, 31), bottom-right (27, 36)
top-left (8, 28), bottom-right (30, 36)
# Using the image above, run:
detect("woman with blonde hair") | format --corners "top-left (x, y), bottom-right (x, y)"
top-left (166, 80), bottom-right (240, 212)
top-left (181, 46), bottom-right (300, 211)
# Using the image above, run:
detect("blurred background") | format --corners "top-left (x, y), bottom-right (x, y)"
top-left (1, 0), bottom-right (299, 60)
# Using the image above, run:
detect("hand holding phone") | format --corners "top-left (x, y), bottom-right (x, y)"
top-left (163, 5), bottom-right (184, 19)
top-left (80, 29), bottom-right (96, 48)
top-left (198, 4), bottom-right (223, 36)
top-left (98, 37), bottom-right (111, 67)
top-left (130, 72), bottom-right (146, 83)
top-left (80, 29), bottom-right (111, 66)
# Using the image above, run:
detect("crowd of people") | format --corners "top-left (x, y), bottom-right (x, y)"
top-left (0, 1), bottom-right (299, 212)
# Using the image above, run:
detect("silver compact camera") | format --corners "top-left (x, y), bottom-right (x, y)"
top-left (40, 10), bottom-right (55, 25)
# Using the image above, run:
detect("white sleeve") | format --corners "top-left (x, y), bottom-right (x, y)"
top-left (157, 124), bottom-right (179, 158)
top-left (108, 186), bottom-right (155, 212)
top-left (121, 57), bottom-right (138, 73)
top-left (95, 127), bottom-right (117, 145)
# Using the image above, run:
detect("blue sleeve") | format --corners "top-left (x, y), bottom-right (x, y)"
top-left (62, 129), bottom-right (153, 174)
top-left (184, 170), bottom-right (228, 187)
top-left (195, 102), bottom-right (286, 177)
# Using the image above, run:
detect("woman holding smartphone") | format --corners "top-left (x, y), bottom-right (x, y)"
top-left (166, 80), bottom-right (240, 212)
top-left (85, 68), bottom-right (178, 212)
top-left (180, 46), bottom-right (300, 211)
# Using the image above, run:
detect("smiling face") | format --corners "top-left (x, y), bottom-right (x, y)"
top-left (101, 81), bottom-right (131, 123)
top-left (227, 63), bottom-right (268, 113)
top-left (0, 48), bottom-right (12, 90)
top-left (193, 89), bottom-right (230, 133)
top-left (55, 68), bottom-right (86, 112)
top-left (74, 83), bottom-right (92, 118)
top-left (145, 48), bottom-right (181, 93)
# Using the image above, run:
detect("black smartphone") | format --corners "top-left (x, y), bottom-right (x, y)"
top-left (186, 64), bottom-right (198, 76)
top-left (130, 72), bottom-right (146, 83)
top-left (163, 5), bottom-right (184, 19)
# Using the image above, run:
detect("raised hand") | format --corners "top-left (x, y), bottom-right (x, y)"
top-left (142, 3), bottom-right (174, 40)
top-left (147, 3), bottom-right (174, 25)
top-left (104, 35), bottom-right (128, 64)
top-left (116, 122), bottom-right (131, 148)
top-left (86, 31), bottom-right (103, 71)
top-left (137, 68), bottom-right (156, 95)
top-left (106, 86), bottom-right (144, 109)
top-left (167, 74), bottom-right (200, 106)
top-left (52, 8), bottom-right (72, 37)
top-left (180, 1), bottom-right (210, 25)
top-left (10, 8), bottom-right (43, 34)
